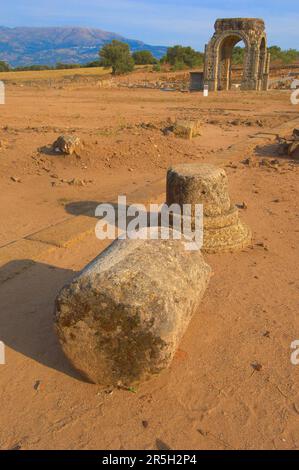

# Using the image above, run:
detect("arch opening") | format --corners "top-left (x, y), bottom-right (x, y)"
top-left (217, 34), bottom-right (247, 90)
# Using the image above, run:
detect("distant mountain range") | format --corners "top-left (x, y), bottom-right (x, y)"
top-left (0, 26), bottom-right (168, 67)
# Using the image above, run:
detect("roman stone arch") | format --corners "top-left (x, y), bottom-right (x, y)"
top-left (203, 18), bottom-right (270, 91)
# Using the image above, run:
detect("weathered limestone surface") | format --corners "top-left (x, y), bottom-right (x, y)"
top-left (53, 135), bottom-right (82, 155)
top-left (166, 163), bottom-right (252, 253)
top-left (173, 120), bottom-right (201, 140)
top-left (167, 164), bottom-right (231, 217)
top-left (55, 230), bottom-right (211, 386)
top-left (203, 18), bottom-right (270, 91)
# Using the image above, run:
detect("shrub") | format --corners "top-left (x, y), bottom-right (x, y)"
top-left (132, 50), bottom-right (156, 65)
top-left (153, 63), bottom-right (161, 72)
top-left (232, 46), bottom-right (244, 65)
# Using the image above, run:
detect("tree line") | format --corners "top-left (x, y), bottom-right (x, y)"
top-left (0, 40), bottom-right (298, 75)
top-left (232, 45), bottom-right (299, 65)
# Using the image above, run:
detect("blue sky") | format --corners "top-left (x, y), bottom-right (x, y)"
top-left (1, 0), bottom-right (298, 49)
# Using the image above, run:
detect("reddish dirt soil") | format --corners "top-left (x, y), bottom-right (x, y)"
top-left (0, 71), bottom-right (299, 450)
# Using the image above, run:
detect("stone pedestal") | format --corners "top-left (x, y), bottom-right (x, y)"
top-left (166, 163), bottom-right (251, 253)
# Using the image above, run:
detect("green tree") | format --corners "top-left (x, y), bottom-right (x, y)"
top-left (99, 40), bottom-right (134, 75)
top-left (132, 50), bottom-right (156, 65)
top-left (232, 46), bottom-right (245, 65)
top-left (0, 60), bottom-right (10, 72)
top-left (282, 49), bottom-right (299, 64)
top-left (268, 46), bottom-right (282, 61)
top-left (268, 46), bottom-right (299, 64)
top-left (162, 45), bottom-right (203, 70)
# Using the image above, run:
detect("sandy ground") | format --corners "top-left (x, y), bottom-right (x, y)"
top-left (0, 72), bottom-right (299, 450)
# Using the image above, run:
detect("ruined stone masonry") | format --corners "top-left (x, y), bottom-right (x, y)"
top-left (203, 18), bottom-right (270, 91)
top-left (166, 163), bottom-right (252, 253)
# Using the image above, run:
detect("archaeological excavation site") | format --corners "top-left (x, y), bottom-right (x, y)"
top-left (0, 3), bottom-right (299, 457)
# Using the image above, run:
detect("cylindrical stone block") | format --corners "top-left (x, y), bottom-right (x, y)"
top-left (167, 163), bottom-right (231, 217)
top-left (166, 163), bottom-right (252, 253)
top-left (54, 230), bottom-right (211, 387)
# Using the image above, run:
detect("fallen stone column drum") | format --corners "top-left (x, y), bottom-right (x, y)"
top-left (166, 163), bottom-right (251, 253)
top-left (54, 230), bottom-right (211, 386)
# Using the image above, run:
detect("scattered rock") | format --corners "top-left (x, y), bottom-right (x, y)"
top-left (241, 157), bottom-right (254, 166)
top-left (288, 141), bottom-right (299, 157)
top-left (162, 128), bottom-right (173, 136)
top-left (230, 118), bottom-right (242, 126)
top-left (236, 202), bottom-right (248, 210)
top-left (259, 158), bottom-right (279, 170)
top-left (173, 119), bottom-right (201, 140)
top-left (256, 241), bottom-right (269, 251)
top-left (251, 361), bottom-right (262, 372)
top-left (10, 176), bottom-right (21, 183)
top-left (10, 443), bottom-right (22, 451)
top-left (277, 129), bottom-right (299, 158)
top-left (156, 439), bottom-right (171, 451)
top-left (226, 162), bottom-right (238, 169)
top-left (293, 403), bottom-right (299, 415)
top-left (52, 135), bottom-right (82, 155)
top-left (68, 178), bottom-right (86, 186)
top-left (34, 380), bottom-right (41, 391)
top-left (139, 122), bottom-right (158, 130)
top-left (0, 139), bottom-right (8, 149)
top-left (228, 118), bottom-right (264, 127)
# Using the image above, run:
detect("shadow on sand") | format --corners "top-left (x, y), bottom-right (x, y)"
top-left (64, 200), bottom-right (165, 229)
top-left (0, 259), bottom-right (82, 380)
top-left (254, 141), bottom-right (299, 161)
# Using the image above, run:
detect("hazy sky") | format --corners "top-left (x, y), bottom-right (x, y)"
top-left (1, 0), bottom-right (298, 49)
